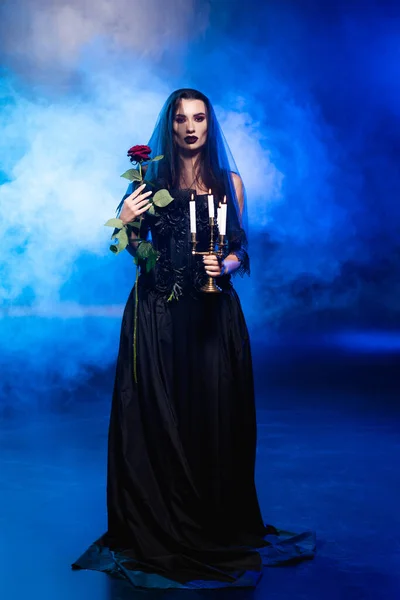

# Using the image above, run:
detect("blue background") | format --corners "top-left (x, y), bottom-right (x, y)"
top-left (0, 2), bottom-right (399, 599)
top-left (1, 0), bottom-right (399, 411)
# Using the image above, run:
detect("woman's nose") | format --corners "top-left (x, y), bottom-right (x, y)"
top-left (186, 121), bottom-right (195, 133)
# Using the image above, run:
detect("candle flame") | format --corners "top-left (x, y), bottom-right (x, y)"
top-left (208, 189), bottom-right (212, 195)
top-left (191, 193), bottom-right (194, 200)
top-left (223, 195), bottom-right (227, 203)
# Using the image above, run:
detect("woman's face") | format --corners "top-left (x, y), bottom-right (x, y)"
top-left (173, 98), bottom-right (208, 153)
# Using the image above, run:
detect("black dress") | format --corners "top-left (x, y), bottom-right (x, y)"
top-left (72, 190), bottom-right (315, 589)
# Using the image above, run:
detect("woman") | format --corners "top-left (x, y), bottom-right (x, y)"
top-left (72, 89), bottom-right (315, 589)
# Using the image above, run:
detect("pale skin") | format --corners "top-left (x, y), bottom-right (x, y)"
top-left (119, 98), bottom-right (243, 277)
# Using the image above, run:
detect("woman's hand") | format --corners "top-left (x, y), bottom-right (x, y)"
top-left (203, 254), bottom-right (242, 277)
top-left (203, 254), bottom-right (226, 278)
top-left (119, 184), bottom-right (152, 224)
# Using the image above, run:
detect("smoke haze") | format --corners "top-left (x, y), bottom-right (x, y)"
top-left (1, 0), bottom-right (399, 409)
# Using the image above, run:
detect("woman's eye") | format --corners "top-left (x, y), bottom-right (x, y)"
top-left (175, 117), bottom-right (185, 123)
top-left (195, 116), bottom-right (205, 122)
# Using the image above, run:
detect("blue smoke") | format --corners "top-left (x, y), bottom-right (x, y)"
top-left (1, 0), bottom-right (399, 409)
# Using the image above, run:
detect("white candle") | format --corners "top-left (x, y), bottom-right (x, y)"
top-left (220, 195), bottom-right (227, 236)
top-left (217, 202), bottom-right (221, 232)
top-left (189, 193), bottom-right (196, 233)
top-left (207, 189), bottom-right (214, 219)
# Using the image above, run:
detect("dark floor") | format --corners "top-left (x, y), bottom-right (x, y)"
top-left (1, 333), bottom-right (400, 599)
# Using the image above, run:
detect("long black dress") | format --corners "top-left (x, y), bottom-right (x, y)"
top-left (72, 189), bottom-right (315, 589)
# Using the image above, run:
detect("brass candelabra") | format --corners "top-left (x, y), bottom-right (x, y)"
top-left (191, 216), bottom-right (228, 293)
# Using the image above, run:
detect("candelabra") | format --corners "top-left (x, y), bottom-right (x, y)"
top-left (191, 216), bottom-right (228, 293)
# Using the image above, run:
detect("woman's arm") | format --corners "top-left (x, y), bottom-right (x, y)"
top-left (125, 228), bottom-right (141, 257)
top-left (118, 181), bottom-right (152, 257)
top-left (231, 172), bottom-right (244, 218)
top-left (203, 172), bottom-right (245, 277)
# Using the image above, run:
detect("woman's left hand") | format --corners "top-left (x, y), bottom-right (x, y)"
top-left (203, 254), bottom-right (226, 278)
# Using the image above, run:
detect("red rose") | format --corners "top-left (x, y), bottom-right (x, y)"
top-left (127, 145), bottom-right (152, 163)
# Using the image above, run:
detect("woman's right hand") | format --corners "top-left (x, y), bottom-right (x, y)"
top-left (119, 184), bottom-right (152, 224)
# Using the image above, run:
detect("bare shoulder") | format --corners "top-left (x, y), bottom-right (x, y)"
top-left (230, 172), bottom-right (244, 213)
top-left (230, 172), bottom-right (243, 187)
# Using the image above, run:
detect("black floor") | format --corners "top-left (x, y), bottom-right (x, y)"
top-left (1, 331), bottom-right (399, 599)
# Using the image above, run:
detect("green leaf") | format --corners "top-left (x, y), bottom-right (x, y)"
top-left (146, 248), bottom-right (159, 272)
top-left (151, 155), bottom-right (164, 162)
top-left (135, 241), bottom-right (159, 272)
top-left (128, 221), bottom-right (141, 230)
top-left (120, 168), bottom-right (142, 182)
top-left (148, 204), bottom-right (156, 216)
top-left (115, 227), bottom-right (129, 249)
top-left (109, 227), bottom-right (129, 254)
top-left (153, 189), bottom-right (174, 208)
top-left (137, 241), bottom-right (152, 260)
top-left (104, 218), bottom-right (124, 229)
